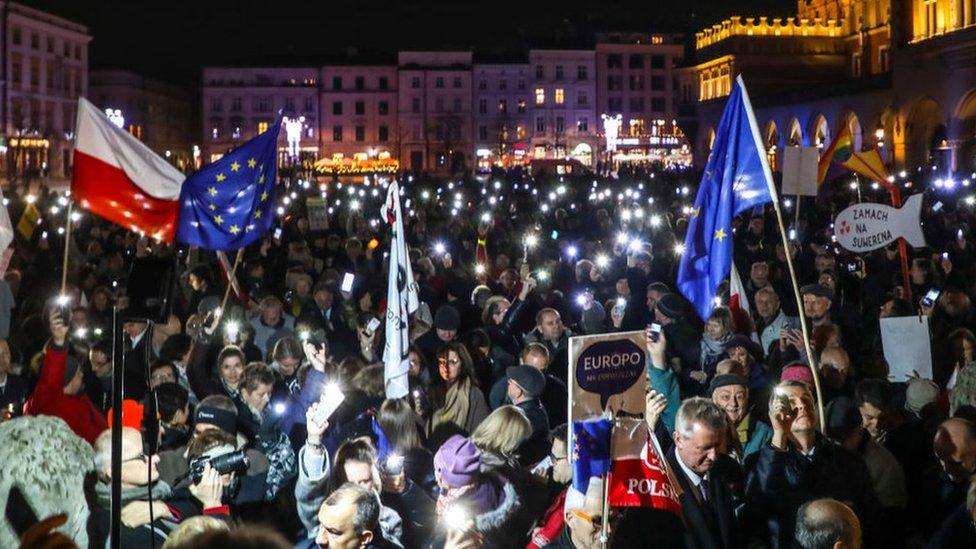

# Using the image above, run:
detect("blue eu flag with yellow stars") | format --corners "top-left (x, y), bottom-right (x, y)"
top-left (677, 76), bottom-right (777, 320)
top-left (571, 417), bottom-right (612, 495)
top-left (176, 115), bottom-right (282, 250)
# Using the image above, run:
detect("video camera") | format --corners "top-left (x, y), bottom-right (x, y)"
top-left (187, 450), bottom-right (249, 483)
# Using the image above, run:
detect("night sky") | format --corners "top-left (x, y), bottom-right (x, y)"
top-left (23, 0), bottom-right (792, 83)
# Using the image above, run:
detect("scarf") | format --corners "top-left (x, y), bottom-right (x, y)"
top-left (435, 483), bottom-right (475, 518)
top-left (431, 377), bottom-right (472, 434)
top-left (699, 333), bottom-right (731, 371)
top-left (95, 480), bottom-right (172, 509)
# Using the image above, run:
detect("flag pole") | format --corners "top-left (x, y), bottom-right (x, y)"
top-left (219, 248), bottom-right (244, 313)
top-left (60, 201), bottom-right (73, 295)
top-left (738, 76), bottom-right (826, 432)
top-left (600, 409), bottom-right (614, 549)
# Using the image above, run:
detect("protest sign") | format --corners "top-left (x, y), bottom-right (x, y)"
top-left (607, 418), bottom-right (683, 513)
top-left (834, 193), bottom-right (925, 253)
top-left (880, 315), bottom-right (933, 381)
top-left (781, 146), bottom-right (819, 196)
top-left (569, 331), bottom-right (647, 421)
top-left (306, 197), bottom-right (330, 231)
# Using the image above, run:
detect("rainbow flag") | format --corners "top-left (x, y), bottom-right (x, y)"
top-left (817, 123), bottom-right (854, 185)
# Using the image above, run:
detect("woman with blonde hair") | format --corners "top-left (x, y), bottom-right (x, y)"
top-left (428, 342), bottom-right (490, 443)
top-left (471, 405), bottom-right (531, 458)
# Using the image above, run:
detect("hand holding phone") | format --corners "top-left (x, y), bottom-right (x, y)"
top-left (313, 383), bottom-right (345, 425)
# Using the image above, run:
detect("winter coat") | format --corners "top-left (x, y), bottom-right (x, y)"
top-left (24, 344), bottom-right (107, 444)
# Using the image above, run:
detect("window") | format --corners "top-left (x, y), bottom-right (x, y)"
top-left (453, 98), bottom-right (461, 112)
top-left (629, 97), bottom-right (644, 112)
top-left (607, 54), bottom-right (622, 68)
top-left (608, 75), bottom-right (622, 91)
top-left (608, 97), bottom-right (623, 111)
top-left (379, 125), bottom-right (389, 142)
top-left (851, 53), bottom-right (862, 77)
top-left (63, 42), bottom-right (69, 57)
top-left (516, 125), bottom-right (525, 139)
top-left (555, 117), bottom-right (564, 133)
top-left (12, 28), bottom-right (20, 45)
top-left (499, 79), bottom-right (507, 91)
top-left (629, 75), bottom-right (644, 91)
top-left (355, 77), bottom-right (364, 90)
top-left (651, 55), bottom-right (665, 69)
top-left (453, 76), bottom-right (462, 88)
top-left (651, 76), bottom-right (665, 91)
top-left (435, 98), bottom-right (444, 112)
top-left (555, 88), bottom-right (564, 105)
top-left (255, 97), bottom-right (271, 112)
top-left (629, 55), bottom-right (644, 69)
top-left (355, 126), bottom-right (365, 141)
top-left (498, 99), bottom-right (507, 113)
top-left (11, 54), bottom-right (20, 86)
top-left (536, 117), bottom-right (545, 132)
top-left (411, 76), bottom-right (421, 88)
top-left (355, 101), bottom-right (364, 115)
top-left (517, 99), bottom-right (526, 113)
top-left (577, 65), bottom-right (588, 80)
top-left (412, 98), bottom-right (421, 113)
top-left (518, 79), bottom-right (525, 90)
top-left (379, 101), bottom-right (389, 115)
top-left (333, 126), bottom-right (343, 141)
top-left (211, 98), bottom-right (222, 112)
top-left (305, 97), bottom-right (315, 111)
top-left (231, 97), bottom-right (242, 111)
top-left (479, 126), bottom-right (488, 140)
top-left (577, 91), bottom-right (588, 106)
top-left (577, 118), bottom-right (588, 132)
top-left (555, 65), bottom-right (564, 79)
top-left (479, 79), bottom-right (487, 90)
top-left (29, 58), bottom-right (39, 90)
top-left (74, 44), bottom-right (81, 59)
top-left (535, 88), bottom-right (545, 105)
top-left (535, 65), bottom-right (544, 79)
top-left (257, 121), bottom-right (269, 134)
top-left (478, 99), bottom-right (487, 114)
top-left (379, 76), bottom-right (389, 90)
top-left (435, 77), bottom-right (444, 88)
top-left (878, 46), bottom-right (890, 72)
top-left (332, 101), bottom-right (343, 115)
top-left (651, 97), bottom-right (665, 112)
top-left (332, 76), bottom-right (342, 90)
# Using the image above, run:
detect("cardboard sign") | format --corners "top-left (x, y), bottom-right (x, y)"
top-left (834, 193), bottom-right (926, 253)
top-left (306, 197), bottom-right (329, 231)
top-left (880, 315), bottom-right (933, 381)
top-left (569, 331), bottom-right (648, 422)
top-left (781, 146), bottom-right (819, 196)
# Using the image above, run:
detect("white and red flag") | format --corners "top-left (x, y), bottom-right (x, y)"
top-left (72, 97), bottom-right (184, 241)
top-left (607, 419), bottom-right (683, 516)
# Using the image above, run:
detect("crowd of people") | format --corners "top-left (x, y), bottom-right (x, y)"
top-left (1, 164), bottom-right (976, 548)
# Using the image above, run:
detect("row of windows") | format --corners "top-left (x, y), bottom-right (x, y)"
top-left (476, 117), bottom-right (589, 139)
top-left (408, 97), bottom-right (467, 113)
top-left (477, 98), bottom-right (529, 114)
top-left (331, 101), bottom-right (390, 115)
top-left (410, 75), bottom-right (466, 89)
top-left (211, 96), bottom-right (316, 113)
top-left (211, 123), bottom-right (315, 141)
top-left (9, 97), bottom-right (74, 132)
top-left (331, 75), bottom-right (391, 91)
top-left (532, 64), bottom-right (590, 81)
top-left (10, 54), bottom-right (82, 96)
top-left (606, 97), bottom-right (668, 113)
top-left (477, 78), bottom-right (527, 91)
top-left (10, 27), bottom-right (84, 60)
top-left (533, 88), bottom-right (589, 106)
top-left (331, 125), bottom-right (391, 142)
top-left (604, 54), bottom-right (668, 69)
top-left (607, 75), bottom-right (668, 91)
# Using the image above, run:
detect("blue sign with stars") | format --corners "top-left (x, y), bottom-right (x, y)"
top-left (176, 115), bottom-right (282, 250)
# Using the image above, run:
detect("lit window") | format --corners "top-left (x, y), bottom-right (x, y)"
top-left (555, 88), bottom-right (564, 105)
top-left (257, 121), bottom-right (268, 134)
top-left (535, 88), bottom-right (545, 105)
top-left (212, 127), bottom-right (218, 140)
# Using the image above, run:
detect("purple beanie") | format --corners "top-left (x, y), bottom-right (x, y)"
top-left (434, 435), bottom-right (481, 489)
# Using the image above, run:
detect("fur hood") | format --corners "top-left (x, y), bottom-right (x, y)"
top-left (473, 469), bottom-right (521, 535)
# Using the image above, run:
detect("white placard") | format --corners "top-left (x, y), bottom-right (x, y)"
top-left (781, 146), bottom-right (819, 196)
top-left (880, 315), bottom-right (932, 382)
top-left (306, 197), bottom-right (329, 231)
top-left (834, 193), bottom-right (926, 253)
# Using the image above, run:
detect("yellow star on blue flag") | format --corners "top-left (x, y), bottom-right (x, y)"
top-left (176, 114), bottom-right (282, 250)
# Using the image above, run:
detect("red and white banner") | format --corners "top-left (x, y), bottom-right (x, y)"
top-left (72, 97), bottom-right (184, 241)
top-left (729, 262), bottom-right (749, 314)
top-left (607, 419), bottom-right (683, 516)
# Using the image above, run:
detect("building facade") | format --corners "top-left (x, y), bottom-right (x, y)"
top-left (201, 67), bottom-right (320, 166)
top-left (1, 1), bottom-right (89, 183)
top-left (527, 49), bottom-right (598, 167)
top-left (686, 0), bottom-right (976, 174)
top-left (472, 62), bottom-right (531, 171)
top-left (89, 69), bottom-right (197, 171)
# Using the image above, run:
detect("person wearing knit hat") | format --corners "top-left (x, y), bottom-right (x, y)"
top-left (709, 373), bottom-right (772, 461)
top-left (780, 363), bottom-right (815, 386)
top-left (434, 434), bottom-right (482, 490)
top-left (656, 293), bottom-right (684, 320)
top-left (800, 284), bottom-right (833, 327)
top-left (415, 304), bottom-right (462, 356)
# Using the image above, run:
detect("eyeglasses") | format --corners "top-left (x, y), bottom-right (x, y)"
top-left (121, 453), bottom-right (148, 464)
top-left (438, 358), bottom-right (461, 366)
top-left (549, 453), bottom-right (568, 463)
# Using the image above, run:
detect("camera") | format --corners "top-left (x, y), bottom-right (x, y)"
top-left (187, 450), bottom-right (249, 484)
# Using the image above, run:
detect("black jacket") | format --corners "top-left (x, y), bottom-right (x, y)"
top-left (0, 373), bottom-right (31, 413)
top-left (743, 436), bottom-right (883, 548)
top-left (515, 398), bottom-right (550, 466)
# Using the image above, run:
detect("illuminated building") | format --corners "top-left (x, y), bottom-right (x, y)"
top-left (527, 49), bottom-right (599, 167)
top-left (201, 67), bottom-right (319, 165)
top-left (684, 0), bottom-right (976, 172)
top-left (320, 65), bottom-right (398, 173)
top-left (89, 69), bottom-right (197, 171)
top-left (472, 61), bottom-right (531, 172)
top-left (0, 1), bottom-right (89, 183)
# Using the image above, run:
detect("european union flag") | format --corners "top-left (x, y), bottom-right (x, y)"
top-left (678, 77), bottom-right (777, 320)
top-left (176, 116), bottom-right (282, 250)
top-left (571, 417), bottom-right (612, 495)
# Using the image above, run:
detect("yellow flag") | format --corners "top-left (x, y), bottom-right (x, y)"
top-left (16, 202), bottom-right (40, 240)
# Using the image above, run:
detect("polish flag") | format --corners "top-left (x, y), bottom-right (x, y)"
top-left (72, 98), bottom-right (185, 241)
top-left (729, 263), bottom-right (750, 313)
top-left (607, 419), bottom-right (683, 516)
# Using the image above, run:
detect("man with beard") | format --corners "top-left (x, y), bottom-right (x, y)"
top-left (744, 381), bottom-right (881, 548)
top-left (800, 284), bottom-right (834, 329)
